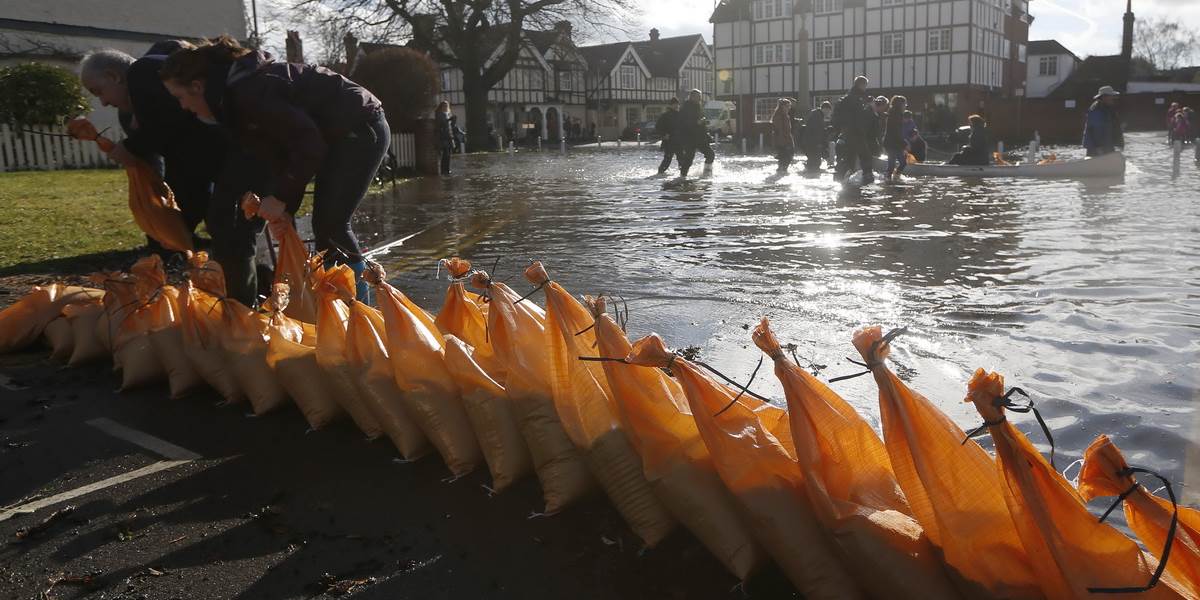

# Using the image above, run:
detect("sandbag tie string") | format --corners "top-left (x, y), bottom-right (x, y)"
top-left (962, 387), bottom-right (1057, 470)
top-left (1088, 467), bottom-right (1178, 595)
top-left (713, 355), bottom-right (765, 417)
top-left (578, 356), bottom-right (629, 364)
top-left (514, 282), bottom-right (546, 304)
top-left (829, 327), bottom-right (907, 383)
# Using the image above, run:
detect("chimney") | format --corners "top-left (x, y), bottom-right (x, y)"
top-left (343, 32), bottom-right (359, 74)
top-left (285, 30), bottom-right (304, 64)
top-left (650, 28), bottom-right (660, 42)
top-left (1120, 0), bottom-right (1134, 90)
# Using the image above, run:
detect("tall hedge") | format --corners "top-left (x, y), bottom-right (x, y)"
top-left (0, 63), bottom-right (90, 131)
top-left (353, 47), bottom-right (440, 133)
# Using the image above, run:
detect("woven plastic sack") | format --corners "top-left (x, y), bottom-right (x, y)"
top-left (443, 334), bottom-right (531, 492)
top-left (967, 369), bottom-right (1192, 599)
top-left (0, 284), bottom-right (103, 354)
top-left (528, 263), bottom-right (675, 547)
top-left (242, 193), bottom-right (317, 323)
top-left (1079, 435), bottom-right (1200, 597)
top-left (145, 285), bottom-right (204, 399)
top-left (67, 117), bottom-right (192, 252)
top-left (592, 298), bottom-right (764, 579)
top-left (753, 319), bottom-right (959, 599)
top-left (315, 266), bottom-right (384, 438)
top-left (179, 258), bottom-right (244, 405)
top-left (435, 258), bottom-right (504, 382)
top-left (852, 326), bottom-right (1041, 598)
top-left (470, 270), bottom-right (595, 513)
top-left (106, 259), bottom-right (166, 390)
top-left (367, 265), bottom-right (480, 476)
top-left (44, 317), bottom-right (74, 361)
top-left (345, 296), bottom-right (431, 460)
top-left (627, 334), bottom-right (860, 599)
top-left (65, 302), bottom-right (108, 365)
top-left (219, 295), bottom-right (288, 414)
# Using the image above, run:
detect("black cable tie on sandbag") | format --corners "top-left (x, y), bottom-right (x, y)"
top-left (713, 355), bottom-right (765, 417)
top-left (961, 387), bottom-right (1057, 470)
top-left (513, 282), bottom-right (545, 304)
top-left (1088, 467), bottom-right (1179, 595)
top-left (578, 356), bottom-right (629, 363)
top-left (694, 358), bottom-right (773, 405)
top-left (829, 327), bottom-right (907, 383)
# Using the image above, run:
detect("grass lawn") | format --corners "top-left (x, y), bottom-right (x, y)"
top-left (0, 169), bottom-right (143, 273)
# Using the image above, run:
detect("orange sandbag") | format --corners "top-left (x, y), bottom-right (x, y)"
top-left (470, 270), bottom-right (595, 512)
top-left (592, 297), bottom-right (764, 580)
top-left (434, 257), bottom-right (504, 382)
top-left (179, 255), bottom-right (243, 404)
top-left (529, 262), bottom-right (675, 547)
top-left (260, 282), bottom-right (344, 425)
top-left (241, 193), bottom-right (317, 323)
top-left (106, 259), bottom-right (166, 390)
top-left (366, 265), bottom-right (480, 476)
top-left (443, 334), bottom-right (531, 491)
top-left (65, 302), bottom-right (108, 365)
top-left (967, 369), bottom-right (1193, 599)
top-left (753, 319), bottom-right (960, 599)
top-left (145, 285), bottom-right (204, 399)
top-left (67, 118), bottom-right (192, 252)
top-left (345, 296), bottom-right (432, 460)
top-left (219, 295), bottom-right (288, 414)
top-left (627, 334), bottom-right (860, 599)
top-left (314, 266), bottom-right (384, 438)
top-left (1079, 435), bottom-right (1200, 597)
top-left (0, 284), bottom-right (103, 353)
top-left (852, 326), bottom-right (1041, 598)
top-left (43, 317), bottom-right (75, 361)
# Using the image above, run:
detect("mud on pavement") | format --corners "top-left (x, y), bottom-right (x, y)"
top-left (0, 349), bottom-right (797, 599)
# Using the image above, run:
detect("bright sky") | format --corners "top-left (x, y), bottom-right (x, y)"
top-left (632, 0), bottom-right (1200, 58)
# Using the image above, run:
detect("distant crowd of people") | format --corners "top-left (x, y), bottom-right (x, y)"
top-left (654, 89), bottom-right (716, 177)
top-left (1167, 102), bottom-right (1199, 145)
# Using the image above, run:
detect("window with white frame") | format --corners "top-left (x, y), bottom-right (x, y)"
top-left (814, 39), bottom-right (843, 60)
top-left (881, 33), bottom-right (904, 56)
top-left (1018, 43), bottom-right (1027, 62)
top-left (1038, 55), bottom-right (1057, 76)
top-left (719, 70), bottom-right (734, 94)
top-left (754, 43), bottom-right (793, 65)
top-left (812, 0), bottom-right (842, 14)
top-left (928, 28), bottom-right (951, 52)
top-left (441, 70), bottom-right (451, 91)
top-left (753, 0), bottom-right (793, 19)
top-left (558, 71), bottom-right (573, 91)
top-left (881, 0), bottom-right (903, 5)
top-left (754, 97), bottom-right (777, 123)
top-left (619, 64), bottom-right (638, 89)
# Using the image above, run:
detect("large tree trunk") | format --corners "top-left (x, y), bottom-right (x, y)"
top-left (463, 75), bottom-right (492, 153)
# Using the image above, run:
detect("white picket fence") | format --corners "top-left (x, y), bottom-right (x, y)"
top-left (0, 126), bottom-right (417, 172)
top-left (0, 124), bottom-right (124, 172)
top-left (391, 132), bottom-right (416, 168)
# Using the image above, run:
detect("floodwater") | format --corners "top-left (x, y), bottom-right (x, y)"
top-left (352, 131), bottom-right (1200, 506)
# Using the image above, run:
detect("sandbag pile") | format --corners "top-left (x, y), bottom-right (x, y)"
top-left (2, 251), bottom-right (1196, 600)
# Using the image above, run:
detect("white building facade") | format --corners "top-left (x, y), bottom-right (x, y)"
top-left (1025, 39), bottom-right (1078, 98)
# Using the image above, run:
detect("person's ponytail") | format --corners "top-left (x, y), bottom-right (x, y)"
top-left (161, 35), bottom-right (250, 84)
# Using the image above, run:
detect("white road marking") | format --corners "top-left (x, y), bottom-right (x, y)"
top-left (0, 419), bottom-right (201, 522)
top-left (86, 418), bottom-right (201, 460)
top-left (0, 460), bottom-right (190, 521)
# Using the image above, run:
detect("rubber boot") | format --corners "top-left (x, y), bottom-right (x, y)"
top-left (348, 260), bottom-right (372, 305)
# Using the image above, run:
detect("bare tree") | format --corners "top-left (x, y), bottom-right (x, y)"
top-left (1134, 17), bottom-right (1199, 73)
top-left (297, 0), bottom-right (635, 150)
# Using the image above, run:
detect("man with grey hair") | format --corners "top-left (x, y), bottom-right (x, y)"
top-left (79, 41), bottom-right (237, 276)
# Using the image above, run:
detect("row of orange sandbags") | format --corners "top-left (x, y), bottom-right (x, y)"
top-left (1, 249), bottom-right (1197, 599)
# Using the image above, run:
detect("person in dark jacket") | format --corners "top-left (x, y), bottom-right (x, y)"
top-left (948, 114), bottom-right (991, 165)
top-left (771, 98), bottom-right (795, 173)
top-left (79, 44), bottom-right (228, 254)
top-left (802, 101), bottom-right (831, 172)
top-left (656, 97), bottom-right (680, 174)
top-left (676, 89), bottom-right (715, 177)
top-left (1083, 85), bottom-right (1123, 157)
top-left (882, 95), bottom-right (908, 180)
top-left (161, 36), bottom-right (389, 303)
top-left (435, 101), bottom-right (454, 175)
top-left (832, 75), bottom-right (875, 182)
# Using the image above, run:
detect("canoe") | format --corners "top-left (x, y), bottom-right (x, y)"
top-left (873, 150), bottom-right (1125, 179)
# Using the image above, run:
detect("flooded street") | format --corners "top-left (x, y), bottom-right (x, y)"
top-left (354, 131), bottom-right (1200, 504)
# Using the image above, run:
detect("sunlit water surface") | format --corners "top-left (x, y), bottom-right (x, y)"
top-left (349, 131), bottom-right (1200, 507)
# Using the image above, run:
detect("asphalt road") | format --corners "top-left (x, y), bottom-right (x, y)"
top-left (0, 348), bottom-right (798, 600)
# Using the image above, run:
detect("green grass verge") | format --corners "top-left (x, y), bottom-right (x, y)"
top-left (0, 169), bottom-right (143, 273)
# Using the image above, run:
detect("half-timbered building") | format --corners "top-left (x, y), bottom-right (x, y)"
top-left (580, 30), bottom-right (716, 139)
top-left (712, 0), bottom-right (1030, 135)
